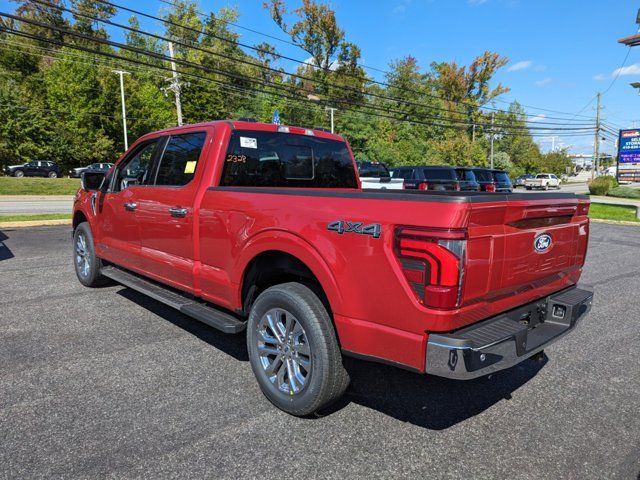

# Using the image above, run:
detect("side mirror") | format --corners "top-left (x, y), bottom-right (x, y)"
top-left (81, 171), bottom-right (106, 191)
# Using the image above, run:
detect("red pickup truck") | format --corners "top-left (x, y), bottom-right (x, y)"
top-left (72, 120), bottom-right (593, 416)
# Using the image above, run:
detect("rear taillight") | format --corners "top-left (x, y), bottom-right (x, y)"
top-left (486, 183), bottom-right (496, 192)
top-left (395, 227), bottom-right (466, 309)
top-left (418, 181), bottom-right (429, 190)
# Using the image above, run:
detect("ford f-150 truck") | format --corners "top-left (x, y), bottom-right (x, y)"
top-left (72, 120), bottom-right (593, 416)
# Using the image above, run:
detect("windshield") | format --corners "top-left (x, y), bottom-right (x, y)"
top-left (359, 162), bottom-right (390, 178)
top-left (455, 169), bottom-right (476, 182)
top-left (421, 168), bottom-right (456, 180)
top-left (473, 169), bottom-right (494, 182)
top-left (493, 171), bottom-right (511, 184)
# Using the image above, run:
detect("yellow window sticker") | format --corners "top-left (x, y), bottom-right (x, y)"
top-left (184, 161), bottom-right (197, 174)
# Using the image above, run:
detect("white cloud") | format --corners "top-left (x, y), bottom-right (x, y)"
top-left (392, 4), bottom-right (406, 14)
top-left (612, 63), bottom-right (640, 76)
top-left (508, 60), bottom-right (533, 72)
top-left (535, 77), bottom-right (552, 87)
top-left (528, 114), bottom-right (547, 123)
top-left (593, 73), bottom-right (608, 81)
top-left (468, 0), bottom-right (488, 5)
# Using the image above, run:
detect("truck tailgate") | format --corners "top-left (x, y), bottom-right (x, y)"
top-left (462, 195), bottom-right (589, 307)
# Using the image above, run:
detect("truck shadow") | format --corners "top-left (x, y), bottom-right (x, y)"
top-left (0, 229), bottom-right (15, 261)
top-left (116, 287), bottom-right (546, 430)
top-left (332, 355), bottom-right (546, 430)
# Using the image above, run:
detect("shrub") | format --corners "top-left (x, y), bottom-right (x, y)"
top-left (588, 176), bottom-right (618, 196)
top-left (607, 186), bottom-right (640, 199)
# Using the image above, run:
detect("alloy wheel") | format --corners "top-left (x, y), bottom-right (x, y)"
top-left (256, 308), bottom-right (312, 395)
top-left (75, 233), bottom-right (90, 278)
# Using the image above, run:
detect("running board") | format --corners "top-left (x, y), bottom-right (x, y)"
top-left (101, 265), bottom-right (246, 334)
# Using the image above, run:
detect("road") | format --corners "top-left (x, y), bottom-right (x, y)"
top-left (517, 182), bottom-right (588, 194)
top-left (0, 224), bottom-right (638, 479)
top-left (0, 195), bottom-right (74, 215)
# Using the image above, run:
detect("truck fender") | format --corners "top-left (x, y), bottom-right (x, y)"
top-left (231, 229), bottom-right (344, 315)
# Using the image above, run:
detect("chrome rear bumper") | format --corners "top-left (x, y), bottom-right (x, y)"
top-left (425, 287), bottom-right (593, 380)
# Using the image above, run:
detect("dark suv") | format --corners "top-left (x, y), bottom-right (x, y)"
top-left (5, 160), bottom-right (62, 178)
top-left (471, 168), bottom-right (513, 193)
top-left (454, 167), bottom-right (481, 191)
top-left (391, 166), bottom-right (462, 191)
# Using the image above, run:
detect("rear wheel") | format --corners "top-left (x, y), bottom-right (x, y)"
top-left (247, 282), bottom-right (349, 416)
top-left (13, 169), bottom-right (24, 178)
top-left (73, 222), bottom-right (108, 287)
top-left (48, 171), bottom-right (58, 179)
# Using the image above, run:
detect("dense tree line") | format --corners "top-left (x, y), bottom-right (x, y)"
top-left (0, 0), bottom-right (573, 176)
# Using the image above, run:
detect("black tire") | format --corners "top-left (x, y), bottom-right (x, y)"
top-left (525, 186), bottom-right (531, 190)
top-left (247, 282), bottom-right (349, 416)
top-left (73, 222), bottom-right (108, 287)
top-left (48, 171), bottom-right (58, 179)
top-left (13, 169), bottom-right (24, 178)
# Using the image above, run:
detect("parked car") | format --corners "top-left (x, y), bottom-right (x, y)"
top-left (72, 120), bottom-right (593, 416)
top-left (514, 174), bottom-right (535, 188)
top-left (525, 173), bottom-right (561, 190)
top-left (356, 161), bottom-right (403, 190)
top-left (454, 167), bottom-right (481, 191)
top-left (391, 165), bottom-right (461, 191)
top-left (69, 162), bottom-right (114, 178)
top-left (491, 170), bottom-right (513, 193)
top-left (472, 168), bottom-right (498, 192)
top-left (5, 160), bottom-right (61, 178)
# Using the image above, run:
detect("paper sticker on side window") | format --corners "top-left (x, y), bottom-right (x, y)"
top-left (240, 137), bottom-right (257, 149)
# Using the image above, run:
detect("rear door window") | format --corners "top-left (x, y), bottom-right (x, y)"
top-left (154, 132), bottom-right (206, 187)
top-left (220, 130), bottom-right (357, 188)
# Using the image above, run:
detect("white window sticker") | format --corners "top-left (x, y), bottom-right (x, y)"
top-left (240, 136), bottom-right (257, 149)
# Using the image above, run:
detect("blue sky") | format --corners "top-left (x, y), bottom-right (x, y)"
top-left (2, 0), bottom-right (640, 154)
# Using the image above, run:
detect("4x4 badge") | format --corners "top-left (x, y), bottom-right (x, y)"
top-left (327, 220), bottom-right (381, 239)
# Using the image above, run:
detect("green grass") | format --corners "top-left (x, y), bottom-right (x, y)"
top-left (589, 203), bottom-right (640, 223)
top-left (0, 213), bottom-right (72, 223)
top-left (607, 186), bottom-right (640, 199)
top-left (0, 176), bottom-right (80, 195)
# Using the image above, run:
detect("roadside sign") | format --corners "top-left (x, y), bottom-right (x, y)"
top-left (617, 129), bottom-right (640, 182)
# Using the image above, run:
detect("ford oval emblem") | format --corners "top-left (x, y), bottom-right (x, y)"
top-left (534, 233), bottom-right (552, 253)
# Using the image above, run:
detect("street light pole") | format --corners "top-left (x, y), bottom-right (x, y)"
top-left (112, 70), bottom-right (130, 150)
top-left (489, 112), bottom-right (495, 169)
top-left (592, 92), bottom-right (601, 180)
top-left (325, 106), bottom-right (337, 133)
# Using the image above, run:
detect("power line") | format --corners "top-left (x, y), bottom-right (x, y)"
top-left (91, 0), bottom-right (595, 122)
top-left (33, 0), bottom-right (594, 127)
top-left (0, 14), bottom-right (596, 134)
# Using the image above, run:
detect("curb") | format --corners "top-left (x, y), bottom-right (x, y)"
top-left (590, 218), bottom-right (640, 227)
top-left (0, 219), bottom-right (72, 228)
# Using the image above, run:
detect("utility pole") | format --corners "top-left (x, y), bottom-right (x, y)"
top-left (489, 112), bottom-right (495, 169)
top-left (472, 123), bottom-right (476, 143)
top-left (325, 106), bottom-right (337, 133)
top-left (593, 92), bottom-right (601, 179)
top-left (166, 41), bottom-right (184, 126)
top-left (112, 70), bottom-right (130, 150)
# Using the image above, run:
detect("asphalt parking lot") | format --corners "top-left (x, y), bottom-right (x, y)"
top-left (0, 224), bottom-right (638, 479)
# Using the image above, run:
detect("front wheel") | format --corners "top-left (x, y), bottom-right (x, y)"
top-left (247, 282), bottom-right (349, 416)
top-left (13, 170), bottom-right (24, 178)
top-left (73, 222), bottom-right (108, 287)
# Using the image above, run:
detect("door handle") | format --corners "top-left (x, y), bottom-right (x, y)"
top-left (123, 202), bottom-right (137, 211)
top-left (169, 207), bottom-right (188, 218)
